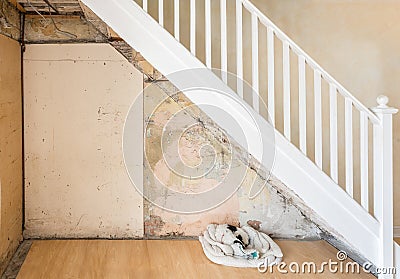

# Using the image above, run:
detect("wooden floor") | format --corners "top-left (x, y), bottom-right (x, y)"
top-left (17, 240), bottom-right (374, 279)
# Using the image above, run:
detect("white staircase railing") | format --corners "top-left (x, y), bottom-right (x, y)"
top-left (136, 0), bottom-right (398, 273)
top-left (82, 0), bottom-right (398, 276)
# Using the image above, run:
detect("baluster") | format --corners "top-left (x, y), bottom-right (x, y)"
top-left (236, 0), bottom-right (243, 98)
top-left (360, 111), bottom-right (368, 210)
top-left (158, 0), bottom-right (163, 27)
top-left (345, 98), bottom-right (353, 197)
top-left (251, 13), bottom-right (259, 112)
top-left (298, 55), bottom-right (306, 154)
top-left (190, 0), bottom-right (196, 55)
top-left (283, 41), bottom-right (290, 140)
top-left (174, 0), bottom-right (179, 40)
top-left (329, 84), bottom-right (338, 183)
top-left (220, 0), bottom-right (227, 83)
top-left (267, 26), bottom-right (275, 124)
top-left (371, 96), bottom-right (397, 275)
top-left (143, 0), bottom-right (148, 12)
top-left (205, 0), bottom-right (211, 68)
top-left (314, 69), bottom-right (322, 169)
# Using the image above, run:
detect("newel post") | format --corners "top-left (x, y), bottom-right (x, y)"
top-left (371, 95), bottom-right (398, 278)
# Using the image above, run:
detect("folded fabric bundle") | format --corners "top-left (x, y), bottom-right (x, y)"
top-left (199, 224), bottom-right (283, 268)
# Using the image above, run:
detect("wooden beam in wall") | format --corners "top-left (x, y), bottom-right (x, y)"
top-left (6, 0), bottom-right (25, 13)
top-left (24, 14), bottom-right (108, 43)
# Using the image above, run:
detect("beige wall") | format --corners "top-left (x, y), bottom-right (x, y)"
top-left (251, 0), bottom-right (400, 228)
top-left (23, 44), bottom-right (144, 238)
top-left (0, 34), bottom-right (22, 274)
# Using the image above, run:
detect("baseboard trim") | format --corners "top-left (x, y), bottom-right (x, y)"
top-left (394, 226), bottom-right (400, 238)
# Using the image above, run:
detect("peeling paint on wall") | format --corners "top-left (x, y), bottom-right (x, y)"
top-left (143, 83), bottom-right (241, 237)
top-left (143, 80), bottom-right (321, 239)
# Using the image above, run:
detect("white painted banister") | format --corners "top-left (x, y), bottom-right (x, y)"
top-left (372, 96), bottom-right (398, 278)
top-left (314, 69), bottom-right (322, 169)
top-left (283, 41), bottom-right (290, 140)
top-left (267, 26), bottom-right (275, 124)
top-left (174, 0), bottom-right (179, 40)
top-left (158, 0), bottom-right (163, 27)
top-left (220, 0), bottom-right (227, 83)
top-left (329, 84), bottom-right (338, 183)
top-left (298, 55), bottom-right (307, 155)
top-left (143, 0), bottom-right (147, 12)
top-left (345, 98), bottom-right (353, 197)
top-left (360, 110), bottom-right (369, 210)
top-left (241, 0), bottom-right (380, 124)
top-left (190, 0), bottom-right (195, 55)
top-left (205, 0), bottom-right (212, 68)
top-left (251, 13), bottom-right (259, 112)
top-left (205, 0), bottom-right (211, 68)
top-left (236, 0), bottom-right (243, 98)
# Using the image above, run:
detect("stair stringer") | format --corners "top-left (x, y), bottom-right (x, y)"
top-left (82, 0), bottom-right (391, 268)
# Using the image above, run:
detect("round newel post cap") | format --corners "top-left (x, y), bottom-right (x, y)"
top-left (376, 95), bottom-right (389, 108)
top-left (371, 95), bottom-right (398, 115)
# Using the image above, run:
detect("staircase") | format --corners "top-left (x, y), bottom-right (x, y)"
top-left (80, 0), bottom-right (399, 277)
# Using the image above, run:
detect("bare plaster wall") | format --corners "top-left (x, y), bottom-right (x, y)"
top-left (0, 34), bottom-right (22, 275)
top-left (21, 42), bottom-right (320, 240)
top-left (143, 81), bottom-right (321, 239)
top-left (23, 44), bottom-right (144, 238)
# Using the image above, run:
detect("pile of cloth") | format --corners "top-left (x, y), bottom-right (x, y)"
top-left (199, 224), bottom-right (283, 268)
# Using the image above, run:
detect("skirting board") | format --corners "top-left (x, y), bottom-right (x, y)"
top-left (394, 226), bottom-right (400, 238)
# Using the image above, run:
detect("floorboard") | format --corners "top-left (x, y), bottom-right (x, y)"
top-left (17, 240), bottom-right (374, 278)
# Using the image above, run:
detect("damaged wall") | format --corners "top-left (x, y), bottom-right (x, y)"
top-left (23, 44), bottom-right (144, 238)
top-left (0, 0), bottom-right (20, 40)
top-left (21, 42), bottom-right (321, 240)
top-left (0, 33), bottom-right (22, 275)
top-left (143, 80), bottom-right (321, 239)
top-left (24, 15), bottom-right (108, 44)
